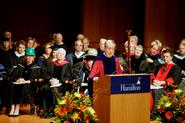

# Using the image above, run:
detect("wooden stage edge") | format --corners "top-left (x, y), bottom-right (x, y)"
top-left (0, 106), bottom-right (160, 123)
top-left (0, 114), bottom-right (161, 123)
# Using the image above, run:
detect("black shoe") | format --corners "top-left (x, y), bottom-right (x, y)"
top-left (47, 112), bottom-right (54, 118)
top-left (0, 107), bottom-right (2, 115)
top-left (5, 109), bottom-right (10, 115)
top-left (38, 109), bottom-right (44, 117)
top-left (150, 112), bottom-right (156, 121)
top-left (40, 111), bottom-right (49, 118)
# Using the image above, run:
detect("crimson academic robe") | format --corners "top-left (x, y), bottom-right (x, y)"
top-left (89, 54), bottom-right (122, 78)
top-left (150, 63), bottom-right (181, 112)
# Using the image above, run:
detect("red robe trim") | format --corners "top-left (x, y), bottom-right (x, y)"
top-left (89, 58), bottom-right (122, 78)
top-left (52, 60), bottom-right (69, 67)
top-left (155, 63), bottom-right (175, 86)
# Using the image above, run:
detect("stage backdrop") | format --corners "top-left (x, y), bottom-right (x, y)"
top-left (83, 0), bottom-right (185, 52)
top-left (0, 0), bottom-right (185, 51)
top-left (82, 0), bottom-right (145, 50)
top-left (0, 0), bottom-right (82, 47)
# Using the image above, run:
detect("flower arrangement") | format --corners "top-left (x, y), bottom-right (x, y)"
top-left (54, 91), bottom-right (98, 123)
top-left (155, 89), bottom-right (185, 122)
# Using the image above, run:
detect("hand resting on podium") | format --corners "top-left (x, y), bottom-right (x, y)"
top-left (93, 77), bottom-right (99, 82)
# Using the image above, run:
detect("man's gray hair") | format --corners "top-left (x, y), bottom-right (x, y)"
top-left (105, 40), bottom-right (116, 47)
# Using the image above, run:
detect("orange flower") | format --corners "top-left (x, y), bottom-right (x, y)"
top-left (69, 104), bottom-right (77, 110)
top-left (57, 107), bottom-right (68, 117)
top-left (80, 105), bottom-right (86, 111)
top-left (80, 93), bottom-right (85, 98)
top-left (180, 100), bottom-right (185, 105)
top-left (167, 92), bottom-right (175, 98)
top-left (165, 111), bottom-right (173, 120)
top-left (57, 109), bottom-right (63, 117)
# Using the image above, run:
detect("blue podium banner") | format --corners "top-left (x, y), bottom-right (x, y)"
top-left (111, 74), bottom-right (150, 94)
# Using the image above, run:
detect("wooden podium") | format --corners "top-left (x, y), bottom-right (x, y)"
top-left (93, 74), bottom-right (150, 123)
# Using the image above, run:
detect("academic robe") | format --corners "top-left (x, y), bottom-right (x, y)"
top-left (10, 62), bottom-right (41, 104)
top-left (41, 60), bottom-right (73, 110)
top-left (89, 54), bottom-right (122, 78)
top-left (150, 63), bottom-right (181, 112)
top-left (66, 52), bottom-right (86, 80)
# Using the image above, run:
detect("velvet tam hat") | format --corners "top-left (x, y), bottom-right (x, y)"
top-left (25, 48), bottom-right (35, 56)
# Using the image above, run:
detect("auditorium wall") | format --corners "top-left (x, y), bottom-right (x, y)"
top-left (83, 0), bottom-right (185, 52)
top-left (82, 0), bottom-right (145, 50)
top-left (0, 0), bottom-right (185, 52)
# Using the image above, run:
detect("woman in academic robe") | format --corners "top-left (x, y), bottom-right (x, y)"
top-left (42, 48), bottom-right (73, 92)
top-left (150, 49), bottom-right (181, 114)
top-left (41, 48), bottom-right (73, 118)
top-left (131, 45), bottom-right (149, 73)
top-left (9, 48), bottom-right (41, 116)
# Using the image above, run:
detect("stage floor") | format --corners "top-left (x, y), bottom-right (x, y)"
top-left (0, 106), bottom-right (51, 123)
top-left (0, 114), bottom-right (51, 123)
top-left (0, 114), bottom-right (161, 123)
top-left (0, 106), bottom-right (160, 123)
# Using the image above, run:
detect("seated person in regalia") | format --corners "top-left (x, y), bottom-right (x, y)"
top-left (150, 49), bottom-right (181, 114)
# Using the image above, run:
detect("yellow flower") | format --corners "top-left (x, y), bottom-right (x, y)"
top-left (174, 89), bottom-right (182, 94)
top-left (74, 92), bottom-right (81, 98)
top-left (87, 107), bottom-right (95, 115)
top-left (164, 102), bottom-right (171, 108)
top-left (71, 112), bottom-right (79, 122)
top-left (58, 99), bottom-right (66, 105)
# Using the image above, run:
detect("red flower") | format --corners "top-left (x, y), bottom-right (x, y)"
top-left (158, 107), bottom-right (164, 113)
top-left (69, 104), bottom-right (77, 110)
top-left (167, 92), bottom-right (175, 98)
top-left (78, 111), bottom-right (82, 118)
top-left (165, 111), bottom-right (173, 120)
top-left (172, 101), bottom-right (179, 106)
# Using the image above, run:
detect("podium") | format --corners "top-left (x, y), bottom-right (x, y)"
top-left (93, 74), bottom-right (150, 123)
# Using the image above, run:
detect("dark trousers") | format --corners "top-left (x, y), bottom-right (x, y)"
top-left (39, 83), bottom-right (64, 111)
top-left (0, 80), bottom-right (11, 112)
top-left (152, 88), bottom-right (165, 113)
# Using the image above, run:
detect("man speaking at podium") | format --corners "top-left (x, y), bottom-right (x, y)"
top-left (88, 39), bottom-right (122, 96)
